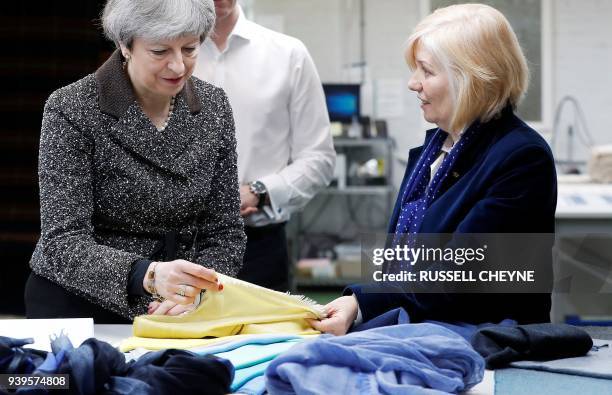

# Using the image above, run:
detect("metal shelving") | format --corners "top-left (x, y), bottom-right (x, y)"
top-left (290, 137), bottom-right (395, 289)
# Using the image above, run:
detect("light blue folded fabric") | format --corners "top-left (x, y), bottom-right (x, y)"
top-left (235, 375), bottom-right (267, 395)
top-left (231, 361), bottom-right (273, 392)
top-left (215, 340), bottom-right (301, 370)
top-left (192, 335), bottom-right (301, 356)
top-left (194, 336), bottom-right (302, 393)
top-left (265, 323), bottom-right (485, 395)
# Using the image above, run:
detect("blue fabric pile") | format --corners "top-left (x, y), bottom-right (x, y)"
top-left (0, 334), bottom-right (232, 395)
top-left (265, 323), bottom-right (485, 395)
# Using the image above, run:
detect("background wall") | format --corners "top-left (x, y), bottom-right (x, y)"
top-left (553, 0), bottom-right (612, 163)
top-left (1, 1), bottom-right (110, 315)
top-left (252, 0), bottom-right (612, 187)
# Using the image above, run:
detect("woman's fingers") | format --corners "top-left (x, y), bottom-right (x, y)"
top-left (307, 315), bottom-right (347, 336)
top-left (166, 303), bottom-right (195, 316)
top-left (154, 260), bottom-right (223, 301)
top-left (150, 299), bottom-right (177, 315)
top-left (179, 261), bottom-right (218, 283)
top-left (147, 301), bottom-right (161, 314)
top-left (179, 261), bottom-right (223, 291)
top-left (179, 272), bottom-right (223, 293)
top-left (307, 296), bottom-right (358, 336)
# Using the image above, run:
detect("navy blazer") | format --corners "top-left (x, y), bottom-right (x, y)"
top-left (347, 107), bottom-right (557, 324)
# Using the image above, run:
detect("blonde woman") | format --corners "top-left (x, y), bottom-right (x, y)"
top-left (312, 3), bottom-right (557, 335)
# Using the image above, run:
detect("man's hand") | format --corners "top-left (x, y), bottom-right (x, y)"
top-left (307, 295), bottom-right (359, 336)
top-left (239, 184), bottom-right (259, 217)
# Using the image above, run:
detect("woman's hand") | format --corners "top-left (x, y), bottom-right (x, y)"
top-left (148, 299), bottom-right (197, 316)
top-left (143, 259), bottom-right (223, 305)
top-left (308, 295), bottom-right (359, 336)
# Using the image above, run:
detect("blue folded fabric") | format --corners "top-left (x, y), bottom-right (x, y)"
top-left (0, 334), bottom-right (233, 395)
top-left (265, 323), bottom-right (485, 395)
top-left (235, 375), bottom-right (267, 395)
top-left (191, 335), bottom-right (304, 393)
top-left (211, 340), bottom-right (301, 392)
top-left (193, 335), bottom-right (301, 355)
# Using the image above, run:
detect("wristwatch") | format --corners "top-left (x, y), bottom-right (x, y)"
top-left (249, 180), bottom-right (268, 209)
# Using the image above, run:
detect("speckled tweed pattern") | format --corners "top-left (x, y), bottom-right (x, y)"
top-left (30, 51), bottom-right (246, 319)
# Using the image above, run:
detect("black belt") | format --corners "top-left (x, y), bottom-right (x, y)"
top-left (244, 222), bottom-right (286, 237)
top-left (149, 229), bottom-right (200, 261)
top-left (97, 226), bottom-right (199, 261)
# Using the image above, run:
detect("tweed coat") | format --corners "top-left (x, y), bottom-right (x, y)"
top-left (30, 50), bottom-right (246, 319)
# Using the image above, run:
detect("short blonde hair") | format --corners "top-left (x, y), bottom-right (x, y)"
top-left (405, 3), bottom-right (529, 132)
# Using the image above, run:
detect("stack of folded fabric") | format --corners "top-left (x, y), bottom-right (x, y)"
top-left (191, 335), bottom-right (304, 394)
top-left (120, 273), bottom-right (326, 393)
top-left (588, 144), bottom-right (612, 183)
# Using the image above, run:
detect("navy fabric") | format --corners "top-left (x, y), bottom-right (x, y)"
top-left (393, 128), bottom-right (445, 241)
top-left (471, 323), bottom-right (593, 369)
top-left (265, 322), bottom-right (485, 395)
top-left (0, 335), bottom-right (233, 395)
top-left (0, 336), bottom-right (46, 377)
top-left (346, 107), bottom-right (557, 325)
top-left (351, 307), bottom-right (517, 342)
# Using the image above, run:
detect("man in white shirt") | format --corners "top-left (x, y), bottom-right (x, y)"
top-left (194, 0), bottom-right (335, 291)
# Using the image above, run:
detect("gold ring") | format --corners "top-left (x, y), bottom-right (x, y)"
top-left (179, 285), bottom-right (186, 297)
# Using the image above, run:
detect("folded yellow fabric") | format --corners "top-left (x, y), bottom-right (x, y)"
top-left (131, 273), bottom-right (325, 341)
top-left (119, 333), bottom-right (320, 352)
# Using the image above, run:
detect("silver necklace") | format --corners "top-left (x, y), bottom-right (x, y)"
top-left (157, 96), bottom-right (176, 132)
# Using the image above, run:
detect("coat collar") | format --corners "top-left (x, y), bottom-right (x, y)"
top-left (94, 50), bottom-right (202, 119)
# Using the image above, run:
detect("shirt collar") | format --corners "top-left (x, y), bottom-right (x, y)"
top-left (230, 5), bottom-right (254, 42)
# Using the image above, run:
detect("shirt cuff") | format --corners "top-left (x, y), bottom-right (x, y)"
top-left (258, 173), bottom-right (290, 220)
top-left (343, 287), bottom-right (363, 325)
top-left (354, 295), bottom-right (363, 325)
top-left (128, 259), bottom-right (152, 296)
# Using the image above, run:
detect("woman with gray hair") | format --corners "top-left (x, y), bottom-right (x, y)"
top-left (25, 0), bottom-right (246, 322)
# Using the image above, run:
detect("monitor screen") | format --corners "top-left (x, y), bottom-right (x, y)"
top-left (323, 83), bottom-right (360, 123)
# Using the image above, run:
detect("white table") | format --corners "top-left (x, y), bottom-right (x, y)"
top-left (556, 180), bottom-right (612, 232)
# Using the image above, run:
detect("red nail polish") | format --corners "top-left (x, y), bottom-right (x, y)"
top-left (218, 284), bottom-right (224, 291)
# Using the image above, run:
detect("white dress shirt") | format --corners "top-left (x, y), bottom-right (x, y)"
top-left (194, 6), bottom-right (335, 227)
top-left (429, 133), bottom-right (457, 183)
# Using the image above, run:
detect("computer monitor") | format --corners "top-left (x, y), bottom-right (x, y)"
top-left (322, 83), bottom-right (360, 123)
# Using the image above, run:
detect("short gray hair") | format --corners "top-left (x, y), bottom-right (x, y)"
top-left (102, 0), bottom-right (215, 48)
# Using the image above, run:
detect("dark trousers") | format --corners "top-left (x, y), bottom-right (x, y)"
top-left (238, 223), bottom-right (290, 292)
top-left (24, 272), bottom-right (131, 324)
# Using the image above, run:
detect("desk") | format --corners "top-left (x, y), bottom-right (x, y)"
top-left (556, 180), bottom-right (612, 233)
top-left (553, 181), bottom-right (612, 324)
top-left (94, 324), bottom-right (132, 348)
